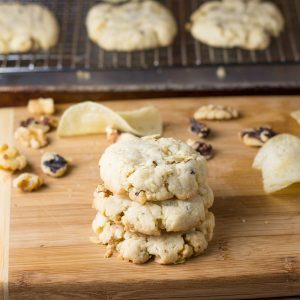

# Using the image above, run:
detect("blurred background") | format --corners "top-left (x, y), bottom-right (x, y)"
top-left (1, 0), bottom-right (300, 106)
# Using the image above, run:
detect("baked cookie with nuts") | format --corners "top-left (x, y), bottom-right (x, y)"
top-left (14, 126), bottom-right (48, 149)
top-left (194, 104), bottom-right (239, 120)
top-left (0, 144), bottom-right (27, 172)
top-left (93, 183), bottom-right (213, 236)
top-left (100, 136), bottom-right (207, 203)
top-left (86, 0), bottom-right (177, 51)
top-left (92, 209), bottom-right (215, 264)
top-left (41, 152), bottom-right (68, 177)
top-left (239, 126), bottom-right (277, 147)
top-left (13, 173), bottom-right (43, 192)
top-left (186, 139), bottom-right (214, 160)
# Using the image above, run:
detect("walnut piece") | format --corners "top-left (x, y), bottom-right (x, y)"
top-left (13, 173), bottom-right (43, 192)
top-left (0, 144), bottom-right (27, 172)
top-left (41, 152), bottom-right (68, 177)
top-left (105, 126), bottom-right (121, 144)
top-left (239, 126), bottom-right (277, 147)
top-left (27, 98), bottom-right (55, 115)
top-left (194, 104), bottom-right (239, 120)
top-left (20, 117), bottom-right (50, 133)
top-left (186, 139), bottom-right (214, 160)
top-left (189, 119), bottom-right (210, 138)
top-left (40, 116), bottom-right (59, 129)
top-left (14, 126), bottom-right (48, 149)
top-left (20, 116), bottom-right (58, 132)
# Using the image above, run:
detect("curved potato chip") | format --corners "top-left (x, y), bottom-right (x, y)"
top-left (253, 134), bottom-right (300, 193)
top-left (57, 102), bottom-right (162, 137)
top-left (291, 110), bottom-right (300, 125)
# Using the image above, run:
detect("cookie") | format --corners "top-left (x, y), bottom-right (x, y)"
top-left (0, 3), bottom-right (59, 54)
top-left (189, 0), bottom-right (284, 50)
top-left (93, 183), bottom-right (213, 236)
top-left (99, 136), bottom-right (207, 203)
top-left (86, 0), bottom-right (177, 51)
top-left (92, 210), bottom-right (215, 264)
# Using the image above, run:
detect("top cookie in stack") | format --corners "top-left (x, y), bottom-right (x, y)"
top-left (92, 135), bottom-right (215, 264)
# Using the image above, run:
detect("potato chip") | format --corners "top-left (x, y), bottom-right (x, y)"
top-left (291, 110), bottom-right (300, 125)
top-left (57, 102), bottom-right (162, 137)
top-left (253, 134), bottom-right (300, 193)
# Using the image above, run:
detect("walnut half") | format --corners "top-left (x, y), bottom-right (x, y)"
top-left (14, 126), bottom-right (48, 149)
top-left (186, 139), bottom-right (214, 160)
top-left (239, 126), bottom-right (277, 147)
top-left (0, 144), bottom-right (27, 172)
top-left (194, 104), bottom-right (239, 120)
top-left (13, 173), bottom-right (43, 192)
top-left (27, 98), bottom-right (55, 115)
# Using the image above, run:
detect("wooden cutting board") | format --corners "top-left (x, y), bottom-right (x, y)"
top-left (1, 97), bottom-right (300, 300)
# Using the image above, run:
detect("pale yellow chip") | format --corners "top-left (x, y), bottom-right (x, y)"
top-left (291, 110), bottom-right (300, 125)
top-left (57, 102), bottom-right (162, 137)
top-left (253, 134), bottom-right (300, 193)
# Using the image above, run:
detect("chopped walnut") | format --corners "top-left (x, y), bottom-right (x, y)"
top-left (0, 144), bottom-right (27, 172)
top-left (194, 104), bottom-right (239, 120)
top-left (41, 152), bottom-right (68, 177)
top-left (189, 119), bottom-right (210, 138)
top-left (20, 116), bottom-right (58, 133)
top-left (20, 117), bottom-right (50, 133)
top-left (14, 126), bottom-right (48, 149)
top-left (105, 126), bottom-right (121, 144)
top-left (186, 139), bottom-right (214, 160)
top-left (239, 126), bottom-right (277, 147)
top-left (40, 116), bottom-right (59, 129)
top-left (13, 173), bottom-right (43, 192)
top-left (27, 98), bottom-right (55, 115)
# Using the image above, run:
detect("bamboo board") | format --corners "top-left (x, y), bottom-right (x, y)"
top-left (1, 97), bottom-right (300, 299)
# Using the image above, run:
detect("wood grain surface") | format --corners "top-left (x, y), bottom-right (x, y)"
top-left (1, 96), bottom-right (300, 299)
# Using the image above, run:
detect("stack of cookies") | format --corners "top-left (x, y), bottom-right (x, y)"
top-left (92, 135), bottom-right (215, 264)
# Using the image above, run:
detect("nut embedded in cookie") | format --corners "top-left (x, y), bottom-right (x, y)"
top-left (92, 210), bottom-right (215, 264)
top-left (99, 136), bottom-right (207, 203)
top-left (93, 183), bottom-right (213, 236)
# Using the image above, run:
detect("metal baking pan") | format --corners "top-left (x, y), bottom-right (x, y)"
top-left (0, 0), bottom-right (300, 92)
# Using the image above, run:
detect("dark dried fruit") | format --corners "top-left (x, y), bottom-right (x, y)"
top-left (189, 119), bottom-right (210, 138)
top-left (240, 126), bottom-right (277, 147)
top-left (186, 139), bottom-right (213, 160)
